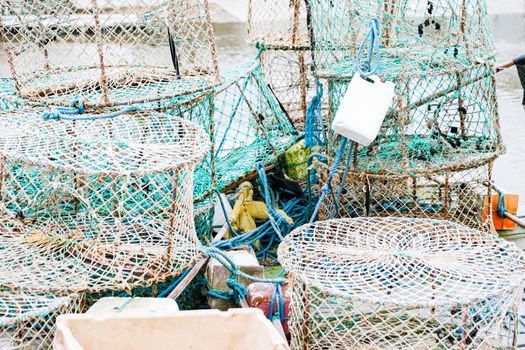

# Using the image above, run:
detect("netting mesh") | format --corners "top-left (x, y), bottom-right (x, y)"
top-left (0, 292), bottom-right (82, 349)
top-left (318, 162), bottom-right (494, 230)
top-left (278, 217), bottom-right (525, 349)
top-left (324, 64), bottom-right (501, 169)
top-left (310, 62), bottom-right (501, 229)
top-left (308, 0), bottom-right (495, 79)
top-left (0, 109), bottom-right (207, 294)
top-left (247, 0), bottom-right (308, 48)
top-left (258, 47), bottom-right (317, 125)
top-left (0, 0), bottom-right (219, 107)
top-left (212, 62), bottom-right (300, 189)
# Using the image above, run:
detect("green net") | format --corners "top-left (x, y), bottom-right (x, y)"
top-left (212, 62), bottom-right (300, 190)
top-left (308, 0), bottom-right (495, 79)
top-left (305, 0), bottom-right (501, 230)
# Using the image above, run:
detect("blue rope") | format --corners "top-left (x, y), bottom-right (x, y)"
top-left (305, 82), bottom-right (326, 148)
top-left (269, 283), bottom-right (286, 324)
top-left (203, 246), bottom-right (287, 303)
top-left (43, 98), bottom-right (143, 121)
top-left (310, 138), bottom-right (349, 223)
top-left (355, 18), bottom-right (381, 77)
top-left (157, 268), bottom-right (192, 298)
top-left (203, 247), bottom-right (287, 285)
top-left (497, 192), bottom-right (508, 218)
top-left (256, 162), bottom-right (291, 240)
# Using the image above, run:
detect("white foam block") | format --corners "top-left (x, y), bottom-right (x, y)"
top-left (331, 74), bottom-right (395, 146)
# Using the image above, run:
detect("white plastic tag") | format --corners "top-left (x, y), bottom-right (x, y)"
top-left (331, 74), bottom-right (395, 146)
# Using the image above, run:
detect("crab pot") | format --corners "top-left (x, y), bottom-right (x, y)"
top-left (0, 109), bottom-right (208, 295)
top-left (278, 218), bottom-right (525, 350)
top-left (319, 161), bottom-right (495, 230)
top-left (307, 0), bottom-right (495, 79)
top-left (247, 0), bottom-right (308, 48)
top-left (0, 0), bottom-right (219, 107)
top-left (312, 63), bottom-right (501, 230)
top-left (0, 292), bottom-right (82, 350)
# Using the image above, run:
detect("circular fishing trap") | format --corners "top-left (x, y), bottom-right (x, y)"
top-left (308, 0), bottom-right (495, 79)
top-left (318, 161), bottom-right (495, 230)
top-left (247, 0), bottom-right (308, 48)
top-left (0, 109), bottom-right (208, 294)
top-left (0, 0), bottom-right (219, 107)
top-left (278, 217), bottom-right (525, 350)
top-left (324, 63), bottom-right (501, 171)
top-left (311, 63), bottom-right (501, 229)
top-left (0, 291), bottom-right (82, 349)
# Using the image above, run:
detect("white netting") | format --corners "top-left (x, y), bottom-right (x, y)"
top-left (0, 0), bottom-right (219, 107)
top-left (0, 292), bottom-right (82, 349)
top-left (0, 109), bottom-right (208, 294)
top-left (279, 217), bottom-right (525, 349)
top-left (247, 0), bottom-right (308, 48)
top-left (258, 48), bottom-right (318, 125)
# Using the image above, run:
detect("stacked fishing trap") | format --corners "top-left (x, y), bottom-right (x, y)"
top-left (0, 0), bottom-right (304, 345)
top-left (306, 0), bottom-right (502, 230)
top-left (247, 0), bottom-right (318, 124)
top-left (0, 0), bottom-right (220, 108)
top-left (279, 217), bottom-right (525, 349)
top-left (0, 0), bottom-right (218, 347)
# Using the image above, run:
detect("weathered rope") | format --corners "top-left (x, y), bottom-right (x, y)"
top-left (42, 98), bottom-right (143, 121)
top-left (355, 18), bottom-right (381, 77)
top-left (203, 246), bottom-right (287, 303)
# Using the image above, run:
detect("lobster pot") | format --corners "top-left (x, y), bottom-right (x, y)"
top-left (0, 292), bottom-right (82, 350)
top-left (258, 47), bottom-right (320, 125)
top-left (247, 0), bottom-right (308, 48)
top-left (0, 109), bottom-right (208, 294)
top-left (308, 0), bottom-right (494, 78)
top-left (325, 63), bottom-right (501, 163)
top-left (312, 64), bottom-right (501, 229)
top-left (0, 0), bottom-right (219, 107)
top-left (278, 218), bottom-right (525, 350)
top-left (320, 162), bottom-right (494, 230)
top-left (212, 62), bottom-right (299, 190)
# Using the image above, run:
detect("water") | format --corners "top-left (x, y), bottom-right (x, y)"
top-left (490, 12), bottom-right (525, 213)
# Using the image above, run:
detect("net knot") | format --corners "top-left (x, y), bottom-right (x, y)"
top-left (42, 109), bottom-right (61, 121)
top-left (391, 251), bottom-right (411, 258)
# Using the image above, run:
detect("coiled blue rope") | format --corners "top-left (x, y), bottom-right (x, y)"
top-left (355, 18), bottom-right (381, 77)
top-left (42, 98), bottom-right (143, 121)
top-left (203, 246), bottom-right (287, 303)
top-left (256, 162), bottom-right (291, 240)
